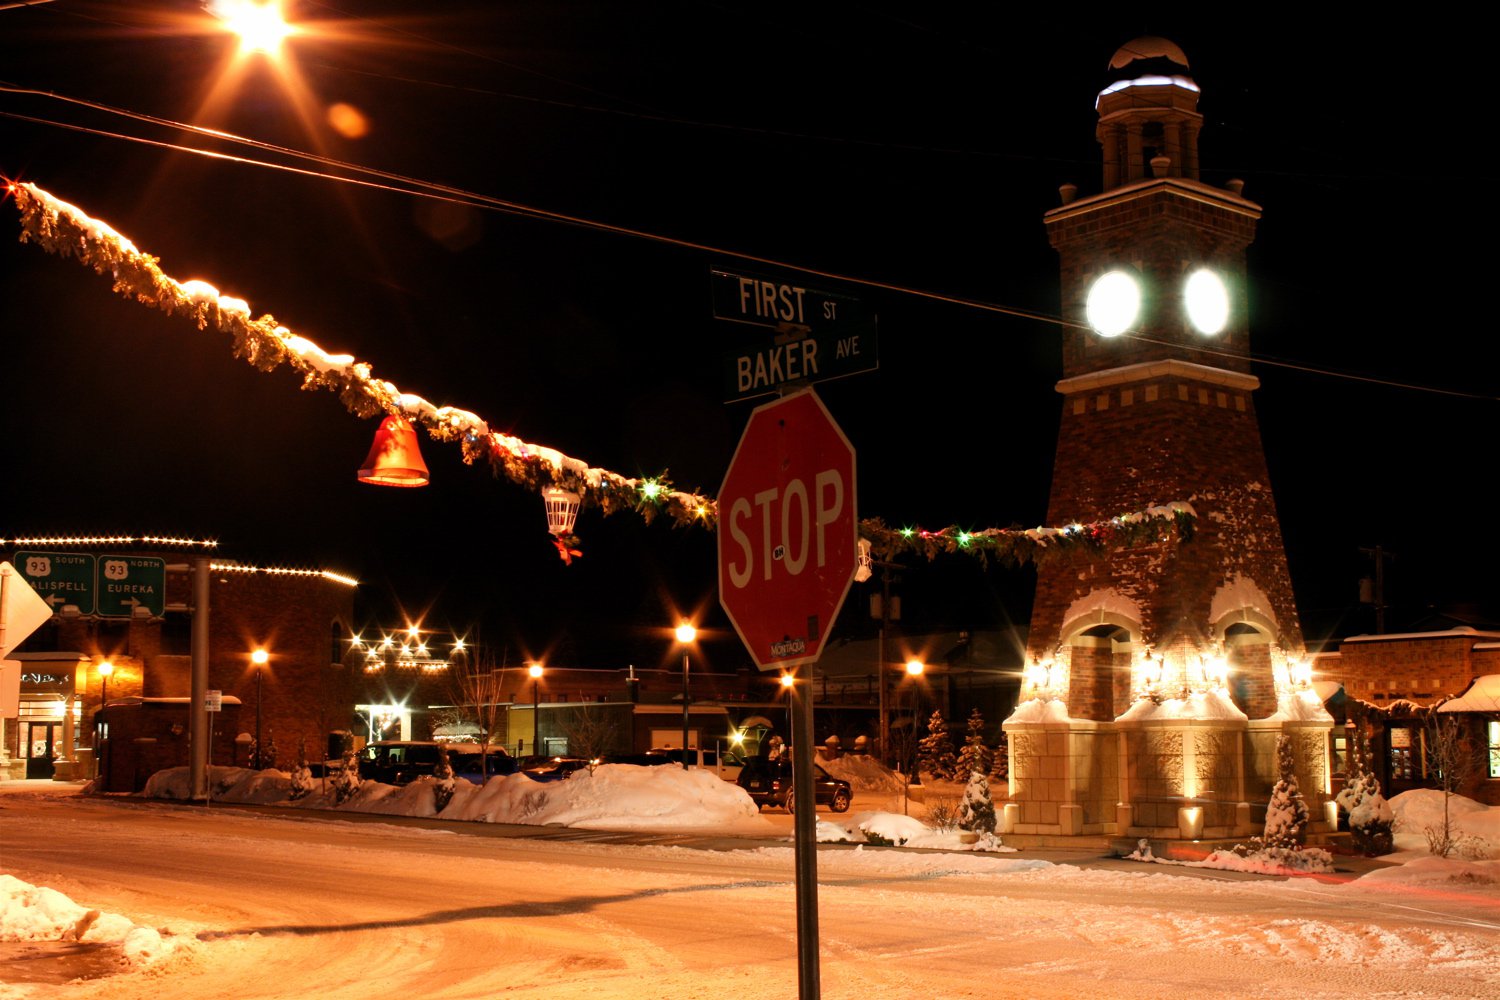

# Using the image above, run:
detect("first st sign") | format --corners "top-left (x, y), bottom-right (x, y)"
top-left (718, 389), bottom-right (857, 670)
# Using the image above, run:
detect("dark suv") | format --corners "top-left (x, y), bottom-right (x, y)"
top-left (736, 756), bottom-right (851, 813)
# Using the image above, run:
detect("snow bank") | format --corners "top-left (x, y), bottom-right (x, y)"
top-left (814, 811), bottom-right (1015, 852)
top-left (1390, 789), bottom-right (1500, 857)
top-left (0, 874), bottom-right (183, 966)
top-left (142, 763), bottom-right (773, 833)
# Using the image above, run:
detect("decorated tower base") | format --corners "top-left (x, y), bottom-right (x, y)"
top-left (1003, 39), bottom-right (1333, 843)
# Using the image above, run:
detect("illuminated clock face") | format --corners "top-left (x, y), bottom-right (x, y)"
top-left (1085, 270), bottom-right (1140, 338)
top-left (1184, 268), bottom-right (1229, 335)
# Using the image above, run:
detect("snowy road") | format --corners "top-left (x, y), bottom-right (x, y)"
top-left (4, 790), bottom-right (1499, 999)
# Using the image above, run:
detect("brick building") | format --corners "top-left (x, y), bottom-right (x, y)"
top-left (1002, 38), bottom-right (1333, 844)
top-left (1315, 627), bottom-right (1500, 805)
top-left (3, 538), bottom-right (357, 788)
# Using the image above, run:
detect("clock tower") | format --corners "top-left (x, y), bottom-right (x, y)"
top-left (1004, 39), bottom-right (1331, 844)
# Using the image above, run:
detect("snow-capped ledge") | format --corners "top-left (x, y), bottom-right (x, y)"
top-left (1116, 690), bottom-right (1248, 723)
top-left (1003, 698), bottom-right (1077, 725)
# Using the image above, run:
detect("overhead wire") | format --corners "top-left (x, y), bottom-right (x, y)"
top-left (0, 84), bottom-right (1491, 405)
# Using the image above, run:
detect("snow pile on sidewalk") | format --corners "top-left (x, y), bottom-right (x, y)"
top-left (0, 874), bottom-right (183, 966)
top-left (142, 763), bottom-right (775, 833)
top-left (1390, 789), bottom-right (1500, 857)
top-left (815, 811), bottom-right (1014, 851)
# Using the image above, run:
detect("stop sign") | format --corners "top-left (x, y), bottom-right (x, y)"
top-left (718, 389), bottom-right (857, 671)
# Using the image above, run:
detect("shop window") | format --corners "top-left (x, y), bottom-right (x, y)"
top-left (1331, 732), bottom-right (1349, 778)
top-left (1389, 726), bottom-right (1419, 781)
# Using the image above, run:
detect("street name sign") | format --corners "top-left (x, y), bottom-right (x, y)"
top-left (712, 268), bottom-right (878, 402)
top-left (718, 388), bottom-right (857, 670)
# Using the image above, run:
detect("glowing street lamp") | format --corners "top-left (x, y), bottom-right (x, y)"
top-left (902, 659), bottom-right (926, 813)
top-left (251, 648), bottom-right (269, 769)
top-left (98, 660), bottom-right (114, 706)
top-left (675, 622), bottom-right (697, 770)
top-left (210, 0), bottom-right (298, 57)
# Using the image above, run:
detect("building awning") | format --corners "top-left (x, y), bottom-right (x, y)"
top-left (1438, 675), bottom-right (1500, 714)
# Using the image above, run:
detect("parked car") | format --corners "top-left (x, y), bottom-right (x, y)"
top-left (736, 756), bottom-right (852, 813)
top-left (446, 745), bottom-right (517, 784)
top-left (518, 755), bottom-right (593, 782)
top-left (358, 741), bottom-right (515, 786)
top-left (644, 747), bottom-right (746, 782)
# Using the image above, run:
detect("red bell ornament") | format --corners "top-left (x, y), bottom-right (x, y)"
top-left (357, 416), bottom-right (430, 487)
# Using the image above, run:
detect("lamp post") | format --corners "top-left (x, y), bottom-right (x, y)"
top-left (98, 660), bottom-right (113, 708)
top-left (528, 662), bottom-right (544, 756)
top-left (675, 622), bottom-right (696, 769)
top-left (251, 649), bottom-right (269, 769)
top-left (903, 659), bottom-right (925, 814)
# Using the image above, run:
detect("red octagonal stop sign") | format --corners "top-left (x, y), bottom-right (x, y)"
top-left (718, 388), bottom-right (857, 671)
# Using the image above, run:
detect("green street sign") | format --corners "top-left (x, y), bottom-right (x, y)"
top-left (97, 555), bottom-right (166, 618)
top-left (14, 551), bottom-right (95, 615)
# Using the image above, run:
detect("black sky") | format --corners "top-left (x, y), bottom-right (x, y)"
top-left (4, 3), bottom-right (1497, 669)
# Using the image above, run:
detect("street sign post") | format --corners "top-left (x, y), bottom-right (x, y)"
top-left (717, 387), bottom-right (857, 1000)
top-left (717, 389), bottom-right (858, 671)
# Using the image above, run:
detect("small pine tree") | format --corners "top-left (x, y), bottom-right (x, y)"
top-left (917, 709), bottom-right (958, 781)
top-left (288, 739), bottom-right (315, 800)
top-left (958, 770), bottom-right (996, 835)
top-left (1262, 734), bottom-right (1310, 849)
top-left (432, 743), bottom-right (456, 813)
top-left (955, 708), bottom-right (993, 780)
top-left (332, 749), bottom-right (362, 805)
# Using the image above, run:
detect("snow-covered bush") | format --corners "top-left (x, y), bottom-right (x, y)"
top-left (332, 749), bottom-right (362, 805)
top-left (1336, 733), bottom-right (1393, 855)
top-left (959, 770), bottom-right (997, 835)
top-left (432, 743), bottom-right (456, 813)
top-left (288, 740), bottom-right (315, 801)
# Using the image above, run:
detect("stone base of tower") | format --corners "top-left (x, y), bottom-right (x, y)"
top-left (1001, 713), bottom-right (1335, 841)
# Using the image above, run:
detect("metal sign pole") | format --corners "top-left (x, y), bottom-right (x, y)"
top-left (791, 664), bottom-right (821, 999)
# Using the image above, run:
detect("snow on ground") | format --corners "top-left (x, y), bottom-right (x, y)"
top-left (816, 810), bottom-right (1014, 852)
top-left (142, 763), bottom-right (777, 833)
top-left (0, 874), bottom-right (184, 967)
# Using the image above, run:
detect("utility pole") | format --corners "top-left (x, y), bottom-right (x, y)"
top-left (1359, 545), bottom-right (1395, 634)
top-left (871, 560), bottom-right (902, 768)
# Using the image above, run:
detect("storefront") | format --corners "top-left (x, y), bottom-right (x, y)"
top-left (9, 653), bottom-right (89, 779)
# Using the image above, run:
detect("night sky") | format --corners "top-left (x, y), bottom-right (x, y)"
top-left (4, 3), bottom-right (1497, 671)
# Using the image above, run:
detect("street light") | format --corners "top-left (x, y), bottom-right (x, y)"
top-left (675, 622), bottom-right (697, 770)
top-left (902, 659), bottom-right (925, 814)
top-left (528, 662), bottom-right (544, 756)
top-left (98, 660), bottom-right (114, 707)
top-left (251, 648), bottom-right (269, 769)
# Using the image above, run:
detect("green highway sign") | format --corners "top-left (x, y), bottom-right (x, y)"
top-left (97, 555), bottom-right (166, 618)
top-left (14, 551), bottom-right (95, 615)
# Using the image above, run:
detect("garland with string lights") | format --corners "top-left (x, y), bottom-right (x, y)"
top-left (7, 179), bottom-right (1194, 563)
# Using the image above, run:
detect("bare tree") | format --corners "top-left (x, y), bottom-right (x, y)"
top-left (447, 648), bottom-right (513, 773)
top-left (1425, 713), bottom-right (1484, 858)
top-left (561, 703), bottom-right (619, 771)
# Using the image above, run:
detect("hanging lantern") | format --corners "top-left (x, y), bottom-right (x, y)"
top-left (542, 486), bottom-right (582, 537)
top-left (854, 538), bottom-right (873, 583)
top-left (542, 486), bottom-right (583, 564)
top-left (358, 416), bottom-right (429, 487)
